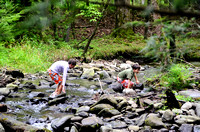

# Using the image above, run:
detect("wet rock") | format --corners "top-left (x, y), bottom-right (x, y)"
top-left (71, 116), bottom-right (83, 122)
top-left (162, 109), bottom-right (175, 122)
top-left (76, 106), bottom-right (90, 113)
top-left (28, 92), bottom-right (46, 98)
top-left (0, 123), bottom-right (5, 132)
top-left (70, 125), bottom-right (78, 132)
top-left (98, 108), bottom-right (120, 117)
top-left (0, 104), bottom-right (7, 112)
top-left (0, 96), bottom-right (5, 102)
top-left (174, 115), bottom-right (200, 124)
top-left (194, 125), bottom-right (200, 132)
top-left (48, 96), bottom-right (68, 106)
top-left (51, 115), bottom-right (74, 131)
top-left (93, 94), bottom-right (118, 108)
top-left (81, 68), bottom-right (95, 79)
top-left (133, 83), bottom-right (144, 90)
top-left (6, 70), bottom-right (24, 78)
top-left (90, 104), bottom-right (114, 114)
top-left (128, 125), bottom-right (139, 131)
top-left (181, 102), bottom-right (193, 111)
top-left (135, 113), bottom-right (148, 126)
top-left (81, 116), bottom-right (103, 131)
top-left (123, 88), bottom-right (136, 95)
top-left (179, 89), bottom-right (200, 100)
top-left (145, 114), bottom-right (166, 128)
top-left (108, 82), bottom-right (123, 93)
top-left (0, 88), bottom-right (10, 96)
top-left (75, 111), bottom-right (89, 118)
top-left (109, 120), bottom-right (127, 129)
top-left (179, 124), bottom-right (193, 132)
top-left (0, 115), bottom-right (44, 131)
top-left (6, 83), bottom-right (18, 91)
top-left (194, 103), bottom-right (200, 117)
top-left (23, 82), bottom-right (36, 89)
top-left (98, 70), bottom-right (110, 79)
top-left (100, 126), bottom-right (113, 132)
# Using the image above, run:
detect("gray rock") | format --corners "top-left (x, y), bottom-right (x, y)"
top-left (179, 90), bottom-right (200, 100)
top-left (0, 88), bottom-right (10, 96)
top-left (109, 120), bottom-right (127, 129)
top-left (0, 123), bottom-right (5, 132)
top-left (108, 82), bottom-right (123, 93)
top-left (90, 104), bottom-right (114, 114)
top-left (179, 124), bottom-right (193, 132)
top-left (194, 125), bottom-right (200, 132)
top-left (81, 116), bottom-right (104, 131)
top-left (122, 88), bottom-right (136, 95)
top-left (81, 68), bottom-right (95, 79)
top-left (175, 115), bottom-right (200, 124)
top-left (181, 102), bottom-right (193, 111)
top-left (51, 115), bottom-right (74, 131)
top-left (135, 113), bottom-right (148, 126)
top-left (76, 106), bottom-right (90, 113)
top-left (162, 109), bottom-right (174, 122)
top-left (100, 126), bottom-right (113, 132)
top-left (70, 126), bottom-right (78, 132)
top-left (98, 108), bottom-right (120, 117)
top-left (145, 114), bottom-right (166, 128)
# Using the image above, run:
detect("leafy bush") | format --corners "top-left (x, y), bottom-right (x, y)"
top-left (160, 64), bottom-right (192, 90)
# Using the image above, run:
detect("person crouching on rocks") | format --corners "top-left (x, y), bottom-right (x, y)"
top-left (117, 63), bottom-right (140, 89)
top-left (48, 59), bottom-right (76, 98)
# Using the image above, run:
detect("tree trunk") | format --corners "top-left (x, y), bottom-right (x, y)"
top-left (152, 0), bottom-right (162, 37)
top-left (169, 34), bottom-right (176, 58)
top-left (144, 0), bottom-right (151, 39)
top-left (65, 24), bottom-right (71, 42)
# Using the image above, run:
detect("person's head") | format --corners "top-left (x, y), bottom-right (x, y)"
top-left (132, 63), bottom-right (140, 73)
top-left (68, 59), bottom-right (76, 69)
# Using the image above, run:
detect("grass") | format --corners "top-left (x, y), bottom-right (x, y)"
top-left (0, 35), bottom-right (199, 73)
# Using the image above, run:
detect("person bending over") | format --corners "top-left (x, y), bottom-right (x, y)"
top-left (117, 64), bottom-right (140, 89)
top-left (48, 59), bottom-right (76, 97)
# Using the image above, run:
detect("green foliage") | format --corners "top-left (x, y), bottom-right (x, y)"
top-left (0, 1), bottom-right (22, 42)
top-left (76, 3), bottom-right (102, 22)
top-left (160, 64), bottom-right (192, 90)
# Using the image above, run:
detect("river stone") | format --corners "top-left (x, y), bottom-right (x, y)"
top-left (122, 88), bottom-right (136, 95)
top-left (179, 89), bottom-right (200, 99)
top-left (135, 113), bottom-right (148, 126)
top-left (90, 104), bottom-right (114, 114)
top-left (0, 96), bottom-right (5, 102)
top-left (109, 120), bottom-right (127, 129)
top-left (76, 106), bottom-right (90, 113)
top-left (100, 126), bottom-right (113, 132)
top-left (0, 88), bottom-right (10, 96)
top-left (117, 99), bottom-right (128, 111)
top-left (162, 109), bottom-right (174, 122)
top-left (98, 108), bottom-right (120, 117)
top-left (28, 92), bottom-right (45, 98)
top-left (70, 126), bottom-right (78, 132)
top-left (81, 116), bottom-right (103, 131)
top-left (75, 111), bottom-right (89, 118)
top-left (179, 124), bottom-right (193, 132)
top-left (98, 70), bottom-right (110, 79)
top-left (48, 96), bottom-right (68, 106)
top-left (94, 94), bottom-right (118, 108)
top-left (194, 103), bottom-right (200, 117)
top-left (0, 104), bottom-right (7, 112)
top-left (108, 82), bottom-right (123, 93)
top-left (194, 125), bottom-right (200, 132)
top-left (81, 68), bottom-right (95, 79)
top-left (128, 125), bottom-right (139, 131)
top-left (174, 115), bottom-right (200, 124)
top-left (6, 83), bottom-right (18, 90)
top-left (51, 115), bottom-right (74, 131)
top-left (0, 114), bottom-right (44, 132)
top-left (181, 102), bottom-right (193, 111)
top-left (145, 114), bottom-right (166, 128)
top-left (23, 82), bottom-right (36, 89)
top-left (70, 116), bottom-right (83, 122)
top-left (0, 123), bottom-right (5, 132)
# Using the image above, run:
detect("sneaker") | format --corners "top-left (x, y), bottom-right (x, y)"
top-left (49, 92), bottom-right (57, 98)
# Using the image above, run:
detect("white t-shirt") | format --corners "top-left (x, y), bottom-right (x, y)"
top-left (49, 61), bottom-right (69, 86)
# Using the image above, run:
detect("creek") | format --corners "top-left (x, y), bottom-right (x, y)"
top-left (1, 61), bottom-right (199, 131)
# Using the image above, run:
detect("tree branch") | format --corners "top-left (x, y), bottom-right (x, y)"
top-left (82, 0), bottom-right (200, 18)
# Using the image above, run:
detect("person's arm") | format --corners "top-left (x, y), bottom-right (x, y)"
top-left (134, 72), bottom-right (139, 84)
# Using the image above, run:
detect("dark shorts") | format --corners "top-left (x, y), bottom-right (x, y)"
top-left (48, 69), bottom-right (62, 84)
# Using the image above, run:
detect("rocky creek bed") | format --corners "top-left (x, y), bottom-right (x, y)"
top-left (0, 59), bottom-right (200, 132)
